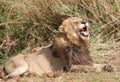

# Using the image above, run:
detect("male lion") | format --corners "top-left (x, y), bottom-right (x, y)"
top-left (51, 17), bottom-right (92, 71)
top-left (0, 17), bottom-right (113, 79)
top-left (50, 17), bottom-right (113, 72)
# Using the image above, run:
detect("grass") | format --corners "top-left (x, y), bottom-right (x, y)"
top-left (15, 71), bottom-right (120, 82)
top-left (0, 0), bottom-right (120, 66)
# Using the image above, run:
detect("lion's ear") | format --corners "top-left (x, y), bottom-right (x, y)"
top-left (58, 25), bottom-right (65, 33)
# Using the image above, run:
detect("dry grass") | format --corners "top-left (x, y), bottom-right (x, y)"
top-left (0, 0), bottom-right (120, 65)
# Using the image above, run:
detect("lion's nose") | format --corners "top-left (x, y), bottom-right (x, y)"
top-left (81, 22), bottom-right (86, 24)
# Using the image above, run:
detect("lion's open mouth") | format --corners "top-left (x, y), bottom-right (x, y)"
top-left (79, 26), bottom-right (89, 37)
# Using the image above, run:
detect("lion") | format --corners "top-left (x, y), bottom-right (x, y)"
top-left (51, 17), bottom-right (93, 71)
top-left (0, 17), bottom-right (113, 79)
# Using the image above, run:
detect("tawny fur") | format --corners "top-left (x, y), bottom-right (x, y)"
top-left (0, 17), bottom-right (114, 79)
top-left (0, 45), bottom-right (64, 79)
top-left (51, 17), bottom-right (93, 70)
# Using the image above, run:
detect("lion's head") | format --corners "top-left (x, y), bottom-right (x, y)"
top-left (58, 17), bottom-right (90, 46)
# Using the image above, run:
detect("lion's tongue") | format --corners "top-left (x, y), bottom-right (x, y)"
top-left (80, 31), bottom-right (89, 37)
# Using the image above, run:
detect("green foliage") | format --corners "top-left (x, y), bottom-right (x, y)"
top-left (0, 0), bottom-right (120, 65)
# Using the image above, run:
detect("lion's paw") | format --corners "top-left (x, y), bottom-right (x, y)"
top-left (102, 65), bottom-right (114, 72)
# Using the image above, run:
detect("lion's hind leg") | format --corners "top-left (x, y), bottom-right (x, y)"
top-left (2, 55), bottom-right (29, 79)
top-left (5, 63), bottom-right (28, 79)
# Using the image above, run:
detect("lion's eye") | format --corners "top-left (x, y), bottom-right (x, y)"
top-left (74, 21), bottom-right (79, 25)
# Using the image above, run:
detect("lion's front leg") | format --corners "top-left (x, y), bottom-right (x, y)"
top-left (70, 64), bottom-right (114, 73)
top-left (61, 54), bottom-right (72, 72)
top-left (93, 64), bottom-right (114, 72)
top-left (61, 46), bottom-right (73, 72)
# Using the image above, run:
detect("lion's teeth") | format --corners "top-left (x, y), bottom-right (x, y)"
top-left (86, 23), bottom-right (89, 27)
top-left (80, 23), bottom-right (89, 29)
top-left (80, 24), bottom-right (85, 28)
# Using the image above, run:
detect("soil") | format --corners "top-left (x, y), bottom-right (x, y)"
top-left (0, 42), bottom-right (120, 82)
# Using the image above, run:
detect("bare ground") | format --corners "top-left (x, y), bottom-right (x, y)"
top-left (0, 42), bottom-right (120, 82)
